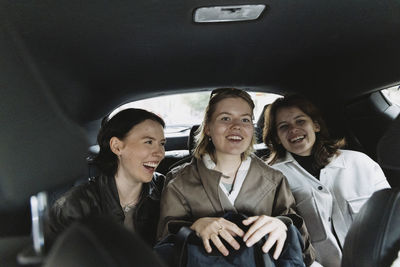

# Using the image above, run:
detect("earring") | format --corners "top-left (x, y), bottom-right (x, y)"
top-left (208, 136), bottom-right (212, 142)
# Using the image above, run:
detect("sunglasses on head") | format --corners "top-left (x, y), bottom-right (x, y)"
top-left (210, 88), bottom-right (247, 98)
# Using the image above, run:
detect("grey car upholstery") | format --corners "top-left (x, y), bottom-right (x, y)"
top-left (377, 114), bottom-right (400, 188)
top-left (342, 188), bottom-right (400, 267)
top-left (0, 25), bottom-right (89, 235)
top-left (44, 216), bottom-right (167, 267)
top-left (255, 104), bottom-right (269, 143)
top-left (167, 125), bottom-right (199, 171)
top-left (187, 124), bottom-right (200, 154)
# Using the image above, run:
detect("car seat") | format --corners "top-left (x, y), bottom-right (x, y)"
top-left (342, 188), bottom-right (400, 267)
top-left (255, 104), bottom-right (269, 143)
top-left (168, 125), bottom-right (199, 171)
top-left (43, 216), bottom-right (167, 267)
top-left (377, 114), bottom-right (400, 188)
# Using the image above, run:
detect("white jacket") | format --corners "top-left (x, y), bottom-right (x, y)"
top-left (271, 150), bottom-right (390, 267)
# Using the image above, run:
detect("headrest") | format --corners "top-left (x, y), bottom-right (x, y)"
top-left (342, 188), bottom-right (400, 267)
top-left (44, 216), bottom-right (167, 267)
top-left (377, 114), bottom-right (400, 171)
top-left (188, 125), bottom-right (200, 154)
top-left (256, 104), bottom-right (269, 143)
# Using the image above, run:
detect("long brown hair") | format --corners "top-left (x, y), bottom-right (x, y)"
top-left (263, 94), bottom-right (345, 168)
top-left (193, 88), bottom-right (255, 163)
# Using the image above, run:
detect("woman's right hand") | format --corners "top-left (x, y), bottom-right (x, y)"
top-left (190, 217), bottom-right (245, 256)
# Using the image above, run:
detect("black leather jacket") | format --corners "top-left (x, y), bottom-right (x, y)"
top-left (47, 173), bottom-right (165, 246)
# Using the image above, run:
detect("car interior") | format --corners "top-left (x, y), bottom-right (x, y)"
top-left (1, 0), bottom-right (400, 266)
top-left (342, 187), bottom-right (400, 267)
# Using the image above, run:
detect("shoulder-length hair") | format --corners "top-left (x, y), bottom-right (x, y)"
top-left (92, 108), bottom-right (165, 177)
top-left (263, 94), bottom-right (345, 168)
top-left (193, 88), bottom-right (256, 163)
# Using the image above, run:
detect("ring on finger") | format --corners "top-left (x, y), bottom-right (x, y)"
top-left (217, 225), bottom-right (224, 235)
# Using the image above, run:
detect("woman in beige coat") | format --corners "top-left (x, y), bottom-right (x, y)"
top-left (157, 88), bottom-right (315, 265)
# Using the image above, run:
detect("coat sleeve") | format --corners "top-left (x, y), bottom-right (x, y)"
top-left (272, 174), bottom-right (316, 267)
top-left (45, 187), bottom-right (94, 246)
top-left (156, 172), bottom-right (193, 241)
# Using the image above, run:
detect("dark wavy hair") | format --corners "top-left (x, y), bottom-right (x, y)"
top-left (263, 94), bottom-right (345, 168)
top-left (193, 88), bottom-right (255, 163)
top-left (92, 108), bottom-right (165, 177)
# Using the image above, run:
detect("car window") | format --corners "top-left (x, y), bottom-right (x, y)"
top-left (382, 85), bottom-right (400, 107)
top-left (109, 91), bottom-right (282, 136)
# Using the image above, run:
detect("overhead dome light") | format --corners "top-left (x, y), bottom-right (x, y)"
top-left (194, 5), bottom-right (266, 23)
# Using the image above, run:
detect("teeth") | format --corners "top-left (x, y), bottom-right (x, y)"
top-left (290, 136), bottom-right (304, 142)
top-left (227, 135), bottom-right (243, 140)
top-left (143, 162), bottom-right (158, 168)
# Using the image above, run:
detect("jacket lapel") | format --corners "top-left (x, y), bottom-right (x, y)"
top-left (276, 152), bottom-right (322, 185)
top-left (219, 191), bottom-right (238, 213)
top-left (235, 156), bottom-right (275, 212)
top-left (325, 151), bottom-right (346, 169)
top-left (99, 175), bottom-right (125, 222)
top-left (196, 158), bottom-right (225, 215)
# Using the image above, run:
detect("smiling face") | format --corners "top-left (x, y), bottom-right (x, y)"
top-left (111, 119), bottom-right (165, 184)
top-left (275, 106), bottom-right (320, 156)
top-left (205, 97), bottom-right (254, 159)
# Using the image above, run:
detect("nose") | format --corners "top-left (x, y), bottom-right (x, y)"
top-left (288, 124), bottom-right (298, 133)
top-left (231, 118), bottom-right (242, 129)
top-left (153, 145), bottom-right (165, 159)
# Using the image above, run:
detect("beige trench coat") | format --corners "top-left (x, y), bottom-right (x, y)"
top-left (157, 155), bottom-right (315, 266)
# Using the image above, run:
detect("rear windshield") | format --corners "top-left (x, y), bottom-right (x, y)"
top-left (110, 91), bottom-right (282, 135)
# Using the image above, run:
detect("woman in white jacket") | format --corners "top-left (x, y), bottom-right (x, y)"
top-left (262, 94), bottom-right (390, 267)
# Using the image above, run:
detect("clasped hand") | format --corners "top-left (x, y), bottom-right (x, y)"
top-left (190, 215), bottom-right (287, 259)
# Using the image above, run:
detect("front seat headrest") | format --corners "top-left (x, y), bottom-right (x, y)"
top-left (342, 188), bottom-right (400, 267)
top-left (188, 125), bottom-right (200, 154)
top-left (377, 114), bottom-right (400, 187)
top-left (44, 216), bottom-right (167, 267)
top-left (255, 104), bottom-right (269, 143)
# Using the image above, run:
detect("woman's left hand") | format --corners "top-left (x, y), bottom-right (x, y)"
top-left (242, 215), bottom-right (287, 260)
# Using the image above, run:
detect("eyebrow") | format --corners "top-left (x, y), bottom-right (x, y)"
top-left (276, 115), bottom-right (306, 126)
top-left (142, 136), bottom-right (166, 142)
top-left (217, 112), bottom-right (252, 117)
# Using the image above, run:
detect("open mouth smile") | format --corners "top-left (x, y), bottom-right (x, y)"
top-left (289, 135), bottom-right (305, 143)
top-left (226, 135), bottom-right (243, 141)
top-left (143, 161), bottom-right (159, 171)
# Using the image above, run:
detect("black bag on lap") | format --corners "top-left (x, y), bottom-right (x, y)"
top-left (154, 212), bottom-right (305, 267)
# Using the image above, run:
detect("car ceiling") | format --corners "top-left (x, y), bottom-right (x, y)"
top-left (1, 0), bottom-right (400, 124)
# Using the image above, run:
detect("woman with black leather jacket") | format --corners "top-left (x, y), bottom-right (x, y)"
top-left (47, 108), bottom-right (166, 246)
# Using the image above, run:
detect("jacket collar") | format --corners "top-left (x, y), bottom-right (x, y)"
top-left (274, 152), bottom-right (296, 165)
top-left (202, 154), bottom-right (252, 207)
top-left (96, 174), bottom-right (124, 219)
top-left (202, 153), bottom-right (252, 177)
top-left (195, 157), bottom-right (225, 214)
top-left (234, 155), bottom-right (276, 211)
top-left (275, 151), bottom-right (346, 169)
top-left (325, 151), bottom-right (346, 169)
top-left (97, 173), bottom-right (162, 218)
top-left (195, 155), bottom-right (275, 213)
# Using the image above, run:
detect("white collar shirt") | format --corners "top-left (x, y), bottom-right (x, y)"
top-left (202, 154), bottom-right (251, 206)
